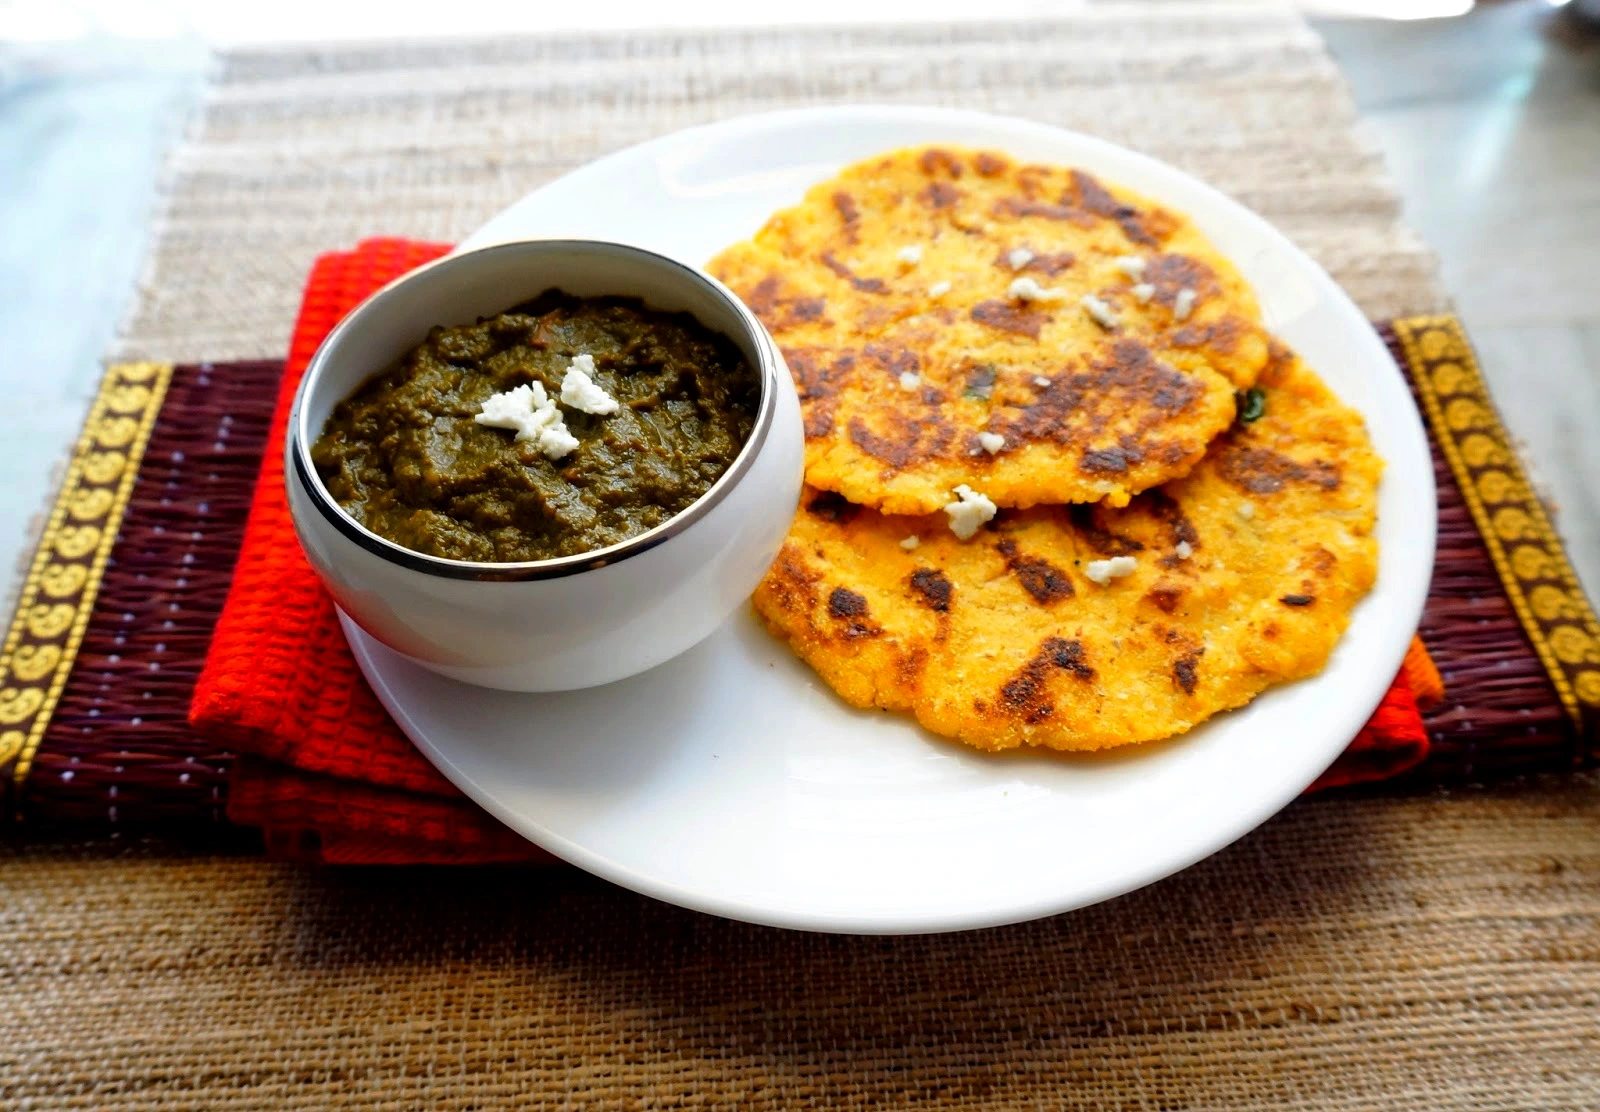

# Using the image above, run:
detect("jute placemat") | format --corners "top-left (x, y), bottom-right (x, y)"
top-left (4, 776), bottom-right (1597, 1109)
top-left (114, 4), bottom-right (1444, 365)
top-left (6, 6), bottom-right (1597, 1108)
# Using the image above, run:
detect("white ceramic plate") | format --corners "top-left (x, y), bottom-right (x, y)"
top-left (345, 106), bottom-right (1435, 934)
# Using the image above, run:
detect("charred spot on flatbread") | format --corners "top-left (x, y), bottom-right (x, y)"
top-left (909, 568), bottom-right (954, 612)
top-left (997, 539), bottom-right (1075, 605)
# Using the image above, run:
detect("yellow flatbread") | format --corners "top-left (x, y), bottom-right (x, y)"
top-left (709, 145), bottom-right (1272, 514)
top-left (752, 345), bottom-right (1380, 752)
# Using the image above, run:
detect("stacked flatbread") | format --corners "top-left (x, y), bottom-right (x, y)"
top-left (709, 147), bottom-right (1381, 752)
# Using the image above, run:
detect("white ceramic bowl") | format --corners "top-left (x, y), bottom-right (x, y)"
top-left (286, 239), bottom-right (804, 692)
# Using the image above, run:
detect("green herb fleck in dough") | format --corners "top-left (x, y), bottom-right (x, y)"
top-left (1236, 387), bottom-right (1267, 424)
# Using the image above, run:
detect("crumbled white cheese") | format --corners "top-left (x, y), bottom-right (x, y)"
top-left (1033, 375), bottom-right (1052, 388)
top-left (559, 354), bottom-right (620, 415)
top-left (1007, 246), bottom-right (1036, 271)
top-left (474, 383), bottom-right (537, 432)
top-left (898, 371), bottom-right (922, 391)
top-left (897, 244), bottom-right (924, 266)
top-left (900, 535), bottom-right (920, 551)
top-left (535, 422), bottom-right (580, 460)
top-left (927, 280), bottom-right (952, 298)
top-left (977, 431), bottom-right (1006, 454)
top-left (1008, 276), bottom-right (1068, 303)
top-left (1175, 540), bottom-right (1194, 560)
top-left (1237, 501), bottom-right (1255, 520)
top-left (1084, 555), bottom-right (1138, 586)
top-left (1130, 283), bottom-right (1156, 303)
top-left (1174, 287), bottom-right (1198, 321)
top-left (943, 484), bottom-right (998, 541)
top-left (1113, 255), bottom-right (1147, 279)
top-left (1080, 294), bottom-right (1120, 330)
top-left (474, 382), bottom-right (580, 460)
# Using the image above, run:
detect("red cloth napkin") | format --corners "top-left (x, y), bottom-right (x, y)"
top-left (193, 238), bottom-right (1444, 865)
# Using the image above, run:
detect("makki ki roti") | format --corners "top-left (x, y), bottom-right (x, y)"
top-left (708, 145), bottom-right (1272, 515)
top-left (751, 344), bottom-right (1381, 753)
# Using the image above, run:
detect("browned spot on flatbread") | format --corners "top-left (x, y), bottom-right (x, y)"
top-left (1069, 505), bottom-right (1145, 558)
top-left (1259, 340), bottom-right (1297, 387)
top-left (847, 414), bottom-right (957, 471)
top-left (827, 586), bottom-right (878, 639)
top-left (742, 275), bottom-right (786, 316)
top-left (1069, 170), bottom-right (1121, 216)
top-left (863, 342), bottom-right (919, 381)
top-left (803, 408), bottom-right (837, 439)
top-left (1140, 208), bottom-right (1182, 244)
top-left (762, 544), bottom-right (821, 616)
top-left (897, 647), bottom-right (929, 687)
top-left (999, 637), bottom-right (1095, 724)
top-left (1279, 594), bottom-right (1315, 607)
top-left (997, 539), bottom-right (1075, 605)
top-left (970, 299), bottom-right (1050, 339)
top-left (973, 151), bottom-right (1009, 177)
top-left (1145, 252), bottom-right (1220, 303)
top-left (743, 276), bottom-right (826, 330)
top-left (1146, 584), bottom-right (1184, 614)
top-left (820, 252), bottom-right (887, 294)
top-left (908, 568), bottom-right (953, 612)
top-left (1216, 444), bottom-right (1341, 495)
top-left (1070, 169), bottom-right (1157, 247)
top-left (1086, 340), bottom-right (1200, 415)
top-left (995, 340), bottom-right (1201, 453)
top-left (1143, 489), bottom-right (1200, 549)
top-left (805, 489), bottom-right (859, 524)
top-left (921, 180), bottom-right (962, 209)
top-left (993, 197), bottom-right (1092, 225)
top-left (1172, 316), bottom-right (1247, 357)
top-left (992, 246), bottom-right (1075, 276)
top-left (786, 298), bottom-right (825, 325)
top-left (828, 587), bottom-right (868, 618)
top-left (855, 304), bottom-right (910, 333)
top-left (1080, 445), bottom-right (1144, 475)
top-left (832, 191), bottom-right (861, 243)
top-left (1014, 164), bottom-right (1051, 198)
top-left (919, 148), bottom-right (964, 178)
top-left (1173, 648), bottom-right (1204, 695)
top-left (784, 348), bottom-right (849, 438)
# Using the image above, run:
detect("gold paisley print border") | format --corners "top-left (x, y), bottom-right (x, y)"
top-left (1396, 316), bottom-right (1600, 756)
top-left (0, 362), bottom-right (173, 785)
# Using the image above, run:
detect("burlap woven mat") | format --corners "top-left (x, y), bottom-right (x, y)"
top-left (5, 6), bottom-right (1598, 1108)
top-left (6, 776), bottom-right (1598, 1109)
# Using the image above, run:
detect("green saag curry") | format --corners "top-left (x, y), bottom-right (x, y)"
top-left (312, 291), bottom-right (759, 562)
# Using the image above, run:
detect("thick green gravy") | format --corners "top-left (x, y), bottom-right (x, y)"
top-left (311, 291), bottom-right (760, 562)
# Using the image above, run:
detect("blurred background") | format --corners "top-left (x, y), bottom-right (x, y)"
top-left (3, 0), bottom-right (1597, 597)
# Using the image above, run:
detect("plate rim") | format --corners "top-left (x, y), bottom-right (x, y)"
top-left (359, 103), bottom-right (1436, 934)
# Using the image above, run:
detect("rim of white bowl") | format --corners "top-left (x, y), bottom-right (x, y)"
top-left (288, 238), bottom-right (783, 581)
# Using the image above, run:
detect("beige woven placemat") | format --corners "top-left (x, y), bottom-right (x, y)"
top-left (8, 5), bottom-right (1597, 1108)
top-left (114, 3), bottom-right (1444, 365)
top-left (4, 777), bottom-right (1598, 1109)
